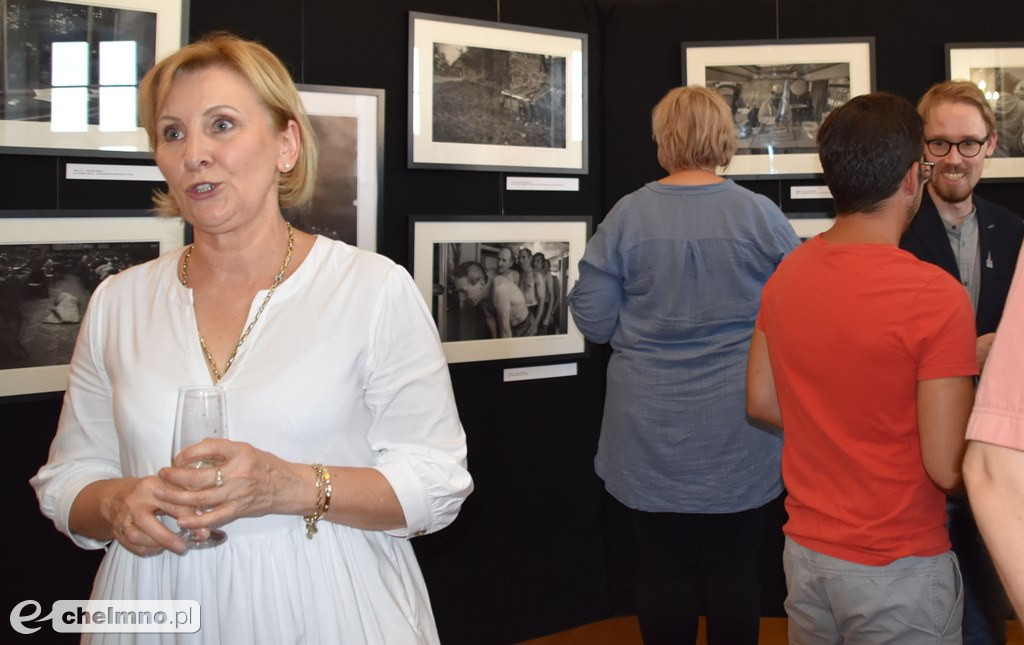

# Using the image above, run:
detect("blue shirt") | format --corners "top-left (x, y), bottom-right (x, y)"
top-left (568, 180), bottom-right (799, 512)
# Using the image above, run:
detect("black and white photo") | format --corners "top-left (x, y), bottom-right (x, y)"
top-left (409, 12), bottom-right (587, 173)
top-left (411, 216), bottom-right (589, 364)
top-left (431, 240), bottom-right (570, 342)
top-left (0, 240), bottom-right (160, 371)
top-left (432, 44), bottom-right (566, 149)
top-left (287, 85), bottom-right (384, 250)
top-left (983, 66), bottom-right (1024, 158)
top-left (683, 38), bottom-right (874, 178)
top-left (947, 43), bottom-right (1024, 178)
top-left (0, 214), bottom-right (184, 397)
top-left (704, 62), bottom-right (850, 155)
top-left (2, 0), bottom-right (156, 123)
top-left (0, 0), bottom-right (186, 156)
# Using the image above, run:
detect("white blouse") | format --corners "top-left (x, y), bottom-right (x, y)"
top-left (31, 236), bottom-right (473, 644)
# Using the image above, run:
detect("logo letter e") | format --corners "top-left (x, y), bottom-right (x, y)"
top-left (10, 600), bottom-right (43, 635)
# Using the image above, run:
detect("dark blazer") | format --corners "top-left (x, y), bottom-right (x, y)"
top-left (900, 191), bottom-right (1023, 335)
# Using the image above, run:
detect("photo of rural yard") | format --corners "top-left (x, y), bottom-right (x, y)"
top-left (432, 43), bottom-right (567, 148)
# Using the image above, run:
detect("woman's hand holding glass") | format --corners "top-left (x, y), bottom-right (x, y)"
top-left (164, 386), bottom-right (229, 549)
top-left (104, 475), bottom-right (193, 557)
top-left (158, 391), bottom-right (319, 539)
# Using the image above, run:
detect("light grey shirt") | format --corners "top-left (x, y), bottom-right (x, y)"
top-left (943, 208), bottom-right (981, 313)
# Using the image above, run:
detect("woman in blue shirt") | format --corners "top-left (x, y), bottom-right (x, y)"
top-left (568, 86), bottom-right (799, 645)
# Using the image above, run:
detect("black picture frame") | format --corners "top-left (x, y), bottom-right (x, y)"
top-left (289, 84), bottom-right (385, 251)
top-left (410, 214), bottom-right (591, 364)
top-left (0, 0), bottom-right (189, 158)
top-left (0, 210), bottom-right (185, 397)
top-left (945, 42), bottom-right (1024, 179)
top-left (682, 37), bottom-right (875, 179)
top-left (408, 12), bottom-right (588, 174)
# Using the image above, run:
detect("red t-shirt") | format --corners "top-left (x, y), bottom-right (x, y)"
top-left (756, 235), bottom-right (979, 565)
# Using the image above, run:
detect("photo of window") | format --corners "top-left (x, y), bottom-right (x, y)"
top-left (0, 0), bottom-right (186, 156)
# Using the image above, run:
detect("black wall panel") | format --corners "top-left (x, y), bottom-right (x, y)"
top-left (4, 397), bottom-right (104, 645)
top-left (3, 0), bottom-right (1022, 643)
top-left (1, 155), bottom-right (61, 210)
top-left (190, 0), bottom-right (304, 80)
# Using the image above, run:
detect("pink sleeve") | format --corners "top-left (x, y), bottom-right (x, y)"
top-left (966, 252), bottom-right (1024, 451)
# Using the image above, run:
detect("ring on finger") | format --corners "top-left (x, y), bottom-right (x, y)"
top-left (215, 468), bottom-right (224, 488)
top-left (121, 517), bottom-right (134, 533)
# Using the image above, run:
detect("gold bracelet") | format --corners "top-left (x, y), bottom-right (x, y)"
top-left (321, 466), bottom-right (333, 516)
top-left (304, 463), bottom-right (332, 539)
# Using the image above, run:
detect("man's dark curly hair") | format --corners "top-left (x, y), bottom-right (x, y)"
top-left (817, 92), bottom-right (924, 215)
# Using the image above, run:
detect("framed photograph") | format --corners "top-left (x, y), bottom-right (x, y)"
top-left (408, 12), bottom-right (587, 174)
top-left (0, 212), bottom-right (185, 397)
top-left (410, 215), bottom-right (590, 364)
top-left (946, 43), bottom-right (1024, 179)
top-left (682, 38), bottom-right (875, 179)
top-left (287, 85), bottom-right (384, 251)
top-left (1, 0), bottom-right (188, 157)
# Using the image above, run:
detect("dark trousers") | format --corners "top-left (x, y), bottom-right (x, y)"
top-left (628, 500), bottom-right (771, 645)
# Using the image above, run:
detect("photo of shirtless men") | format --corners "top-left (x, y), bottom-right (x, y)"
top-left (431, 241), bottom-right (569, 342)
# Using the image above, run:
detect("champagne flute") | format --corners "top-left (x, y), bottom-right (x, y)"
top-left (172, 385), bottom-right (228, 549)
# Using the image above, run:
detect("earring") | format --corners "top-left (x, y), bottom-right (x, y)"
top-left (282, 163), bottom-right (291, 171)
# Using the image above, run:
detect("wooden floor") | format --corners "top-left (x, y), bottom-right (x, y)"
top-left (518, 615), bottom-right (1024, 645)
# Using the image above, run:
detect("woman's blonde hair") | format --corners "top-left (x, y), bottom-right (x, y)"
top-left (651, 85), bottom-right (736, 172)
top-left (138, 32), bottom-right (318, 215)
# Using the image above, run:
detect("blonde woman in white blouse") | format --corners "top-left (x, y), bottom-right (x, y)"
top-left (32, 33), bottom-right (472, 645)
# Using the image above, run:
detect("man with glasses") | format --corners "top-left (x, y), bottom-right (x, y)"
top-left (902, 81), bottom-right (1023, 369)
top-left (900, 80), bottom-right (1023, 645)
top-left (748, 93), bottom-right (978, 644)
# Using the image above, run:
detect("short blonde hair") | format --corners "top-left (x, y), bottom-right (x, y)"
top-left (651, 86), bottom-right (736, 172)
top-left (138, 32), bottom-right (318, 215)
top-left (917, 80), bottom-right (996, 137)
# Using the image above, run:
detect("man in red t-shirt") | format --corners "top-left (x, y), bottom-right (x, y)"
top-left (747, 93), bottom-right (979, 644)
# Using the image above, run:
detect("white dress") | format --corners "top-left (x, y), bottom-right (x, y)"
top-left (31, 236), bottom-right (473, 644)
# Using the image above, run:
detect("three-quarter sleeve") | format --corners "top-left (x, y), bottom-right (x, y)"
top-left (30, 280), bottom-right (121, 550)
top-left (568, 209), bottom-right (625, 344)
top-left (363, 266), bottom-right (473, 538)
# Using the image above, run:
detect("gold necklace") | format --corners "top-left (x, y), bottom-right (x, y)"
top-left (180, 222), bottom-right (294, 382)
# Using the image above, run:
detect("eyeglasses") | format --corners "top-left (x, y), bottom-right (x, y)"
top-left (925, 138), bottom-right (987, 158)
top-left (918, 161), bottom-right (935, 183)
